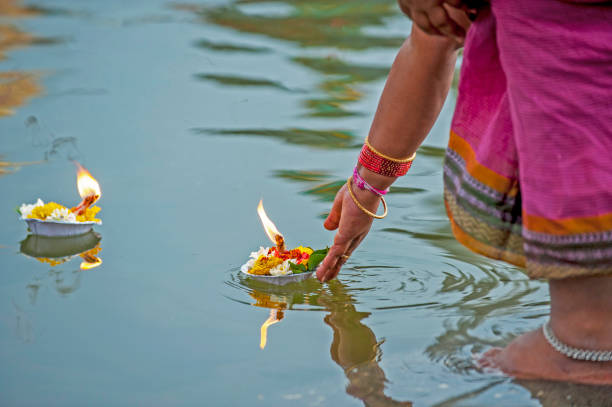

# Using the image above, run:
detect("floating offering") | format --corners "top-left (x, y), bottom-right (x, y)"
top-left (18, 162), bottom-right (102, 237)
top-left (240, 200), bottom-right (328, 285)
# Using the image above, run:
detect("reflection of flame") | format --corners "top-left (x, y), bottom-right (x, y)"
top-left (80, 256), bottom-right (102, 270)
top-left (79, 245), bottom-right (102, 270)
top-left (260, 309), bottom-right (283, 350)
top-left (257, 200), bottom-right (285, 251)
top-left (75, 162), bottom-right (101, 199)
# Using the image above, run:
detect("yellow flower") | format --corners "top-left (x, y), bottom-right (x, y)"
top-left (76, 205), bottom-right (101, 222)
top-left (27, 202), bottom-right (101, 222)
top-left (28, 202), bottom-right (67, 220)
top-left (294, 246), bottom-right (313, 256)
top-left (249, 255), bottom-right (284, 275)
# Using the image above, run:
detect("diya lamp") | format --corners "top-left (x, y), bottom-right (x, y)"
top-left (240, 200), bottom-right (328, 286)
top-left (18, 162), bottom-right (102, 237)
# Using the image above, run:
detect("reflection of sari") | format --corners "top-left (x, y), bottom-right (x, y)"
top-left (444, 1), bottom-right (612, 278)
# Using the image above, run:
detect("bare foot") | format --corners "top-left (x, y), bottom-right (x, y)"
top-left (477, 328), bottom-right (612, 386)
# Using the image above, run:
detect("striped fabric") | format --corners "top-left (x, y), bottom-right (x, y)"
top-left (444, 1), bottom-right (612, 279)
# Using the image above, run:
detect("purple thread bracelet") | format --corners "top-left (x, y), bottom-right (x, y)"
top-left (352, 166), bottom-right (389, 197)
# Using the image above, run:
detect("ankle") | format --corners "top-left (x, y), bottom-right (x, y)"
top-left (549, 275), bottom-right (612, 350)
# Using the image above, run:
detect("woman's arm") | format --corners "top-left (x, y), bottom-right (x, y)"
top-left (316, 25), bottom-right (459, 282)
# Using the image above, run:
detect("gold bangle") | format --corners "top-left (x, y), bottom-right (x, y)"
top-left (365, 136), bottom-right (416, 163)
top-left (346, 176), bottom-right (388, 219)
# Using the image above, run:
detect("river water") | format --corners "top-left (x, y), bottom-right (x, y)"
top-left (1, 0), bottom-right (609, 406)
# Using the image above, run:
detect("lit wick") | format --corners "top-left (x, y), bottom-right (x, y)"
top-left (257, 200), bottom-right (286, 252)
top-left (274, 235), bottom-right (286, 253)
top-left (70, 162), bottom-right (101, 216)
top-left (71, 195), bottom-right (99, 216)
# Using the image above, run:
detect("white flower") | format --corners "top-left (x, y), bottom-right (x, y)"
top-left (240, 258), bottom-right (255, 273)
top-left (269, 260), bottom-right (292, 276)
top-left (48, 207), bottom-right (77, 222)
top-left (241, 247), bottom-right (270, 273)
top-left (249, 246), bottom-right (269, 259)
top-left (240, 247), bottom-right (296, 276)
top-left (19, 198), bottom-right (44, 218)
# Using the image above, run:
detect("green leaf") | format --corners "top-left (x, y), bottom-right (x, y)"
top-left (311, 248), bottom-right (329, 256)
top-left (15, 206), bottom-right (21, 215)
top-left (307, 247), bottom-right (329, 271)
top-left (289, 262), bottom-right (308, 274)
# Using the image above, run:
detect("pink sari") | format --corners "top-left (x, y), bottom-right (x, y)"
top-left (445, 0), bottom-right (612, 278)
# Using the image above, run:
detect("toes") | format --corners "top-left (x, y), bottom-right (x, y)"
top-left (474, 347), bottom-right (504, 371)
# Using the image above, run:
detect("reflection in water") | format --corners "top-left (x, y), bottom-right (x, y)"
top-left (429, 378), bottom-right (612, 407)
top-left (181, 0), bottom-right (403, 137)
top-left (247, 279), bottom-right (317, 348)
top-left (196, 73), bottom-right (293, 91)
top-left (79, 246), bottom-right (102, 270)
top-left (237, 276), bottom-right (412, 406)
top-left (0, 24), bottom-right (35, 60)
top-left (273, 170), bottom-right (426, 203)
top-left (382, 224), bottom-right (544, 373)
top-left (303, 180), bottom-right (346, 202)
top-left (189, 0), bottom-right (404, 50)
top-left (322, 281), bottom-right (413, 407)
top-left (16, 231), bottom-right (102, 345)
top-left (15, 231), bottom-right (103, 345)
top-left (25, 269), bottom-right (82, 305)
top-left (25, 116), bottom-right (82, 161)
top-left (0, 0), bottom-right (64, 178)
top-left (293, 56), bottom-right (389, 118)
top-left (194, 127), bottom-right (357, 149)
top-left (513, 380), bottom-right (612, 407)
top-left (0, 155), bottom-right (35, 177)
top-left (0, 0), bottom-right (61, 117)
top-left (259, 308), bottom-right (282, 349)
top-left (20, 231), bottom-right (103, 271)
top-left (194, 39), bottom-right (271, 53)
top-left (0, 71), bottom-right (40, 117)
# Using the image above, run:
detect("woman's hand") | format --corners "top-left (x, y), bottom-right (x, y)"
top-left (316, 182), bottom-right (380, 283)
top-left (397, 0), bottom-right (470, 42)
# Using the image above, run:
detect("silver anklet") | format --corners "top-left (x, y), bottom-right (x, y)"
top-left (542, 321), bottom-right (612, 362)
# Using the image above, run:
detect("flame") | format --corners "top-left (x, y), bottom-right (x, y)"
top-left (260, 309), bottom-right (281, 349)
top-left (257, 200), bottom-right (284, 249)
top-left (75, 162), bottom-right (101, 199)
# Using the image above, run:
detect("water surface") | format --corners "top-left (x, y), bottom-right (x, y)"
top-left (1, 0), bottom-right (607, 406)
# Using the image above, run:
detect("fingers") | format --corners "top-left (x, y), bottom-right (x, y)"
top-left (316, 232), bottom-right (360, 283)
top-left (443, 0), bottom-right (464, 8)
top-left (412, 11), bottom-right (442, 36)
top-left (399, 1), bottom-right (467, 42)
top-left (323, 186), bottom-right (344, 231)
top-left (427, 6), bottom-right (466, 42)
top-left (344, 235), bottom-right (364, 258)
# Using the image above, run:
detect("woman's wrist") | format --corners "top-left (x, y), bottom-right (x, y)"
top-left (356, 164), bottom-right (398, 191)
top-left (350, 176), bottom-right (383, 211)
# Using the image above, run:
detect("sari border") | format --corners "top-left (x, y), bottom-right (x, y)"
top-left (448, 130), bottom-right (516, 195)
top-left (527, 261), bottom-right (612, 280)
top-left (444, 189), bottom-right (526, 268)
top-left (524, 212), bottom-right (612, 236)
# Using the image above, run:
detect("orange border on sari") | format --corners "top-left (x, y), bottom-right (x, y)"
top-left (446, 201), bottom-right (526, 268)
top-left (524, 212), bottom-right (612, 235)
top-left (448, 130), bottom-right (516, 196)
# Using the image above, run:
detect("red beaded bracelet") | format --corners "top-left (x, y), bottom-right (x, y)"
top-left (358, 141), bottom-right (415, 177)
